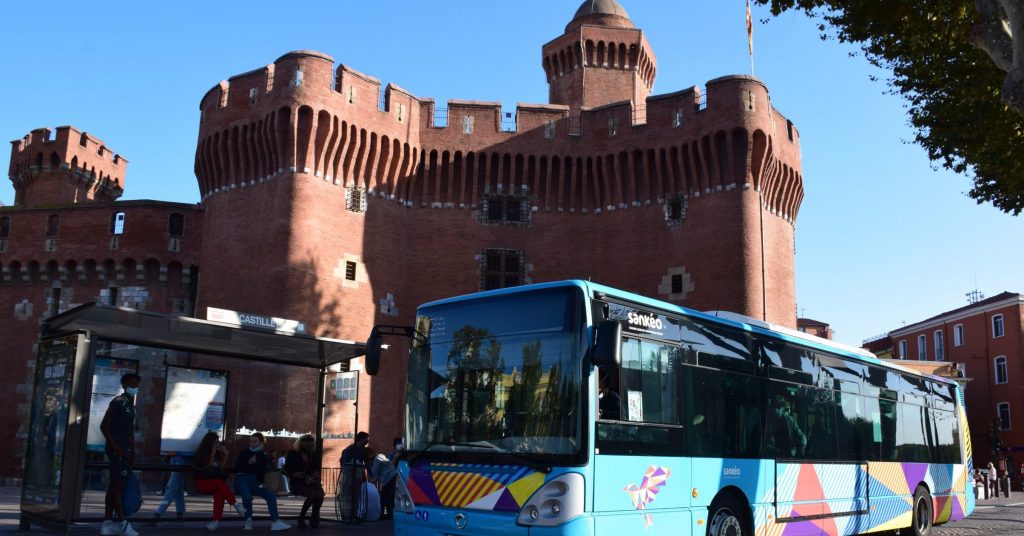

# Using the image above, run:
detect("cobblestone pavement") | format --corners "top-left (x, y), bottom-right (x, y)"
top-left (932, 495), bottom-right (1024, 535)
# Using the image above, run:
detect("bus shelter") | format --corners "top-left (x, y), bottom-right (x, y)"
top-left (19, 302), bottom-right (367, 532)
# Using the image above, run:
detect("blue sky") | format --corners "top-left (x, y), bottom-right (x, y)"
top-left (1, 1), bottom-right (1021, 346)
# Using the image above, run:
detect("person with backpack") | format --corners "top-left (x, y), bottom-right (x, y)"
top-left (99, 373), bottom-right (141, 536)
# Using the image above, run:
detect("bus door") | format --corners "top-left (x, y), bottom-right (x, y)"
top-left (593, 421), bottom-right (690, 533)
top-left (592, 335), bottom-right (691, 533)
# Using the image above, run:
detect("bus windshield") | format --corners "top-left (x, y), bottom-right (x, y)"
top-left (405, 287), bottom-right (584, 464)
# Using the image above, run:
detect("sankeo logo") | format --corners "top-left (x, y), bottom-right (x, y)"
top-left (627, 312), bottom-right (663, 330)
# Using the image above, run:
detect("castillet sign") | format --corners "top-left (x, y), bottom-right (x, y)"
top-left (206, 307), bottom-right (307, 335)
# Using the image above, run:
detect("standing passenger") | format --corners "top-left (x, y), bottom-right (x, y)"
top-left (99, 373), bottom-right (141, 536)
top-left (285, 434), bottom-right (325, 529)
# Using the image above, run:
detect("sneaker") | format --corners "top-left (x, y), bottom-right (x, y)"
top-left (120, 521), bottom-right (139, 536)
top-left (244, 518), bottom-right (253, 531)
top-left (271, 519), bottom-right (293, 531)
top-left (207, 521), bottom-right (220, 532)
top-left (234, 503), bottom-right (248, 516)
top-left (100, 520), bottom-right (119, 535)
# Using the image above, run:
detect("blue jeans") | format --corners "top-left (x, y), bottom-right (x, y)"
top-left (156, 470), bottom-right (186, 515)
top-left (234, 473), bottom-right (279, 520)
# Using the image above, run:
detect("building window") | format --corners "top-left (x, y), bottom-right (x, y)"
top-left (480, 249), bottom-right (523, 291)
top-left (463, 115), bottom-right (474, 135)
top-left (898, 340), bottom-right (907, 359)
top-left (664, 197), bottom-right (687, 223)
top-left (168, 213), bottom-right (185, 237)
top-left (344, 261), bottom-right (357, 281)
top-left (934, 330), bottom-right (944, 361)
top-left (544, 120), bottom-right (556, 139)
top-left (673, 109), bottom-right (683, 128)
top-left (995, 356), bottom-right (1009, 385)
top-left (110, 212), bottom-right (125, 235)
top-left (998, 402), bottom-right (1011, 431)
top-left (0, 217), bottom-right (10, 238)
top-left (294, 68), bottom-right (303, 87)
top-left (348, 85), bottom-right (357, 103)
top-left (481, 195), bottom-right (528, 224)
top-left (249, 88), bottom-right (258, 105)
top-left (45, 214), bottom-right (60, 237)
top-left (333, 371), bottom-right (358, 401)
top-left (608, 117), bottom-right (618, 136)
top-left (993, 314), bottom-right (1005, 338)
top-left (671, 274), bottom-right (684, 294)
top-left (917, 334), bottom-right (926, 360)
top-left (953, 324), bottom-right (964, 347)
top-left (346, 185), bottom-right (367, 213)
top-left (397, 103), bottom-right (405, 123)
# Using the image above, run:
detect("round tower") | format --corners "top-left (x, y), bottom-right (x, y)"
top-left (543, 0), bottom-right (656, 112)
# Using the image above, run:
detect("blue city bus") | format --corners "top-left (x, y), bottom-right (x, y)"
top-left (389, 280), bottom-right (974, 536)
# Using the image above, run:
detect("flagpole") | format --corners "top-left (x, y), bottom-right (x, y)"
top-left (746, 0), bottom-right (755, 76)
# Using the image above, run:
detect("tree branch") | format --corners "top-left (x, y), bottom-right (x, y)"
top-left (971, 0), bottom-right (1013, 72)
top-left (997, 0), bottom-right (1024, 113)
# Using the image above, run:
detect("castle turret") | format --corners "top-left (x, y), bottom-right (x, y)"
top-left (8, 126), bottom-right (126, 208)
top-left (543, 0), bottom-right (656, 112)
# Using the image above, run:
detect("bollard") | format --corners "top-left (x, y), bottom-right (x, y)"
top-left (1004, 477), bottom-right (1011, 498)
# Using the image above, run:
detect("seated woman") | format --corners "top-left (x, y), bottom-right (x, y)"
top-left (192, 432), bottom-right (246, 532)
top-left (233, 432), bottom-right (291, 531)
top-left (285, 434), bottom-right (325, 529)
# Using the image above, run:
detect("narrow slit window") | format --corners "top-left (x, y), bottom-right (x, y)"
top-left (345, 261), bottom-right (357, 281)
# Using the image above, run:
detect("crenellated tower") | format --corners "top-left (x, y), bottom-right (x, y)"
top-left (543, 0), bottom-right (656, 112)
top-left (8, 126), bottom-right (126, 208)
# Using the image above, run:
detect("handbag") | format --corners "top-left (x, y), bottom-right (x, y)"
top-left (263, 470), bottom-right (281, 492)
top-left (122, 471), bottom-right (143, 516)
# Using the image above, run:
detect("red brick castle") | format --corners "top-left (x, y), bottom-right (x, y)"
top-left (0, 0), bottom-right (804, 477)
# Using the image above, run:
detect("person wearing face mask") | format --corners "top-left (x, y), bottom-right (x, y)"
top-left (233, 433), bottom-right (291, 531)
top-left (99, 373), bottom-right (141, 536)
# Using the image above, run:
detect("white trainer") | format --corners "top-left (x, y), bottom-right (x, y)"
top-left (120, 521), bottom-right (139, 536)
top-left (234, 503), bottom-right (247, 516)
top-left (244, 518), bottom-right (253, 531)
top-left (206, 520), bottom-right (220, 532)
top-left (99, 520), bottom-right (118, 535)
top-left (270, 519), bottom-right (293, 531)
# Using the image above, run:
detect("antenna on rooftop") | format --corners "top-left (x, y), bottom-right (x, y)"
top-left (966, 289), bottom-right (985, 305)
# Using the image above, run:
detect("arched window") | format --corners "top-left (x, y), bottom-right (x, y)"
top-left (110, 212), bottom-right (125, 235)
top-left (0, 217), bottom-right (10, 238)
top-left (45, 214), bottom-right (60, 237)
top-left (168, 213), bottom-right (185, 237)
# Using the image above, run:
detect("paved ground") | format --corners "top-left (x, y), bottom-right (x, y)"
top-left (2, 486), bottom-right (1023, 534)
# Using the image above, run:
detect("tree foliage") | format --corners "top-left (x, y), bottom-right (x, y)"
top-left (754, 0), bottom-right (1024, 214)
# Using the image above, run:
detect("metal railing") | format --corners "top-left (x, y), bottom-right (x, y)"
top-left (501, 112), bottom-right (517, 132)
top-left (433, 108), bottom-right (448, 128)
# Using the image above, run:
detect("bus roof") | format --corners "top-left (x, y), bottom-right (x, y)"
top-left (418, 280), bottom-right (959, 387)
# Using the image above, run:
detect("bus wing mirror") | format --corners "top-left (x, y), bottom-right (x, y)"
top-left (592, 320), bottom-right (622, 367)
top-left (364, 327), bottom-right (383, 376)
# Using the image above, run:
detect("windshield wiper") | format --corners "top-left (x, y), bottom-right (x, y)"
top-left (403, 441), bottom-right (551, 473)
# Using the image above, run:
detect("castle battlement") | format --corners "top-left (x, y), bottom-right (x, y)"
top-left (8, 126), bottom-right (127, 208)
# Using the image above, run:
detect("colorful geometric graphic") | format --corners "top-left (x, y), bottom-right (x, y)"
top-left (755, 462), bottom-right (969, 536)
top-left (405, 463), bottom-right (545, 512)
top-left (622, 465), bottom-right (671, 528)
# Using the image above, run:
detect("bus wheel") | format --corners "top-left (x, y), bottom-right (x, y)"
top-left (707, 494), bottom-right (749, 536)
top-left (911, 486), bottom-right (933, 536)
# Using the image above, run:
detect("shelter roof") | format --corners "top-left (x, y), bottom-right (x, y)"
top-left (41, 303), bottom-right (366, 369)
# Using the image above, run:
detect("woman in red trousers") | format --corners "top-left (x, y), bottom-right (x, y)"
top-left (192, 432), bottom-right (246, 531)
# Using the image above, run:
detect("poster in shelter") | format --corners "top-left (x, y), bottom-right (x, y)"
top-left (160, 366), bottom-right (228, 455)
top-left (86, 357), bottom-right (139, 452)
top-left (22, 335), bottom-right (78, 509)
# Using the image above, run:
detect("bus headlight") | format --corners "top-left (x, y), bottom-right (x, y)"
top-left (516, 473), bottom-right (584, 527)
top-left (394, 475), bottom-right (416, 514)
